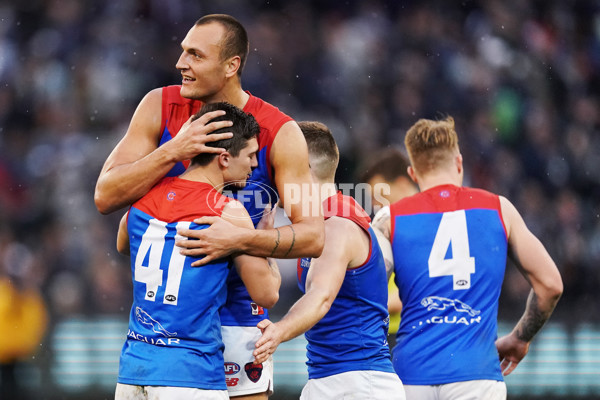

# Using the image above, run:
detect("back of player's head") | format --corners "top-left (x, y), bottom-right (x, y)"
top-left (359, 147), bottom-right (411, 184)
top-left (404, 116), bottom-right (459, 174)
top-left (195, 14), bottom-right (249, 77)
top-left (191, 102), bottom-right (259, 166)
top-left (298, 121), bottom-right (339, 181)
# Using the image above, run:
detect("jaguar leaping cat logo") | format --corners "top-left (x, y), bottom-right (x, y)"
top-left (421, 296), bottom-right (481, 317)
top-left (135, 307), bottom-right (177, 337)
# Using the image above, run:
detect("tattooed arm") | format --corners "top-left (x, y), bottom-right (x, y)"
top-left (176, 121), bottom-right (325, 266)
top-left (495, 196), bottom-right (563, 376)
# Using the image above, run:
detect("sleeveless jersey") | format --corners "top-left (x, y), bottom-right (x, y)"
top-left (297, 193), bottom-right (394, 379)
top-left (118, 177), bottom-right (232, 389)
top-left (389, 184), bottom-right (508, 385)
top-left (160, 85), bottom-right (292, 326)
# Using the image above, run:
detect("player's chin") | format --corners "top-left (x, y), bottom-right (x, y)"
top-left (231, 180), bottom-right (246, 189)
top-left (179, 84), bottom-right (197, 99)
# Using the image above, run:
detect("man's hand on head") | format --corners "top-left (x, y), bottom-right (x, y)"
top-left (167, 110), bottom-right (234, 161)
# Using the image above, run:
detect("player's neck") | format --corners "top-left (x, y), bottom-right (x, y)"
top-left (317, 182), bottom-right (338, 203)
top-left (417, 171), bottom-right (461, 192)
top-left (204, 83), bottom-right (249, 109)
top-left (179, 164), bottom-right (225, 190)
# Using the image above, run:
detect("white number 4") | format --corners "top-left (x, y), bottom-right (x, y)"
top-left (428, 210), bottom-right (475, 290)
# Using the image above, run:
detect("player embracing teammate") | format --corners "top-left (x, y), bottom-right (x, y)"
top-left (96, 11), bottom-right (562, 400)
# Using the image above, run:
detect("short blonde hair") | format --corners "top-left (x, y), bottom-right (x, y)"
top-left (404, 116), bottom-right (459, 174)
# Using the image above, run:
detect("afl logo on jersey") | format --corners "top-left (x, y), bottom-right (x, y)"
top-left (456, 279), bottom-right (468, 287)
top-left (439, 190), bottom-right (450, 198)
top-left (224, 362), bottom-right (240, 375)
top-left (167, 191), bottom-right (176, 201)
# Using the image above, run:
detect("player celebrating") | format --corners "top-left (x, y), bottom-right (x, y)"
top-left (95, 14), bottom-right (324, 399)
top-left (372, 116), bottom-right (563, 399)
top-left (253, 121), bottom-right (406, 400)
top-left (115, 103), bottom-right (280, 400)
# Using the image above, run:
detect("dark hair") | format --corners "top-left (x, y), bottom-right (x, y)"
top-left (191, 102), bottom-right (259, 166)
top-left (195, 14), bottom-right (249, 77)
top-left (297, 121), bottom-right (339, 179)
top-left (359, 147), bottom-right (410, 183)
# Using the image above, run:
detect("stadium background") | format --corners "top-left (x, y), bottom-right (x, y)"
top-left (0, 0), bottom-right (598, 399)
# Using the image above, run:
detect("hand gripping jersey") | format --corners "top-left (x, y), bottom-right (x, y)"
top-left (297, 193), bottom-right (394, 379)
top-left (118, 178), bottom-right (232, 389)
top-left (389, 184), bottom-right (508, 385)
top-left (160, 85), bottom-right (292, 326)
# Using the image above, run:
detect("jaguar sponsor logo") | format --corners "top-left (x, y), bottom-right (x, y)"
top-left (415, 296), bottom-right (482, 326)
top-left (135, 307), bottom-right (177, 337)
top-left (127, 329), bottom-right (180, 346)
top-left (421, 296), bottom-right (480, 317)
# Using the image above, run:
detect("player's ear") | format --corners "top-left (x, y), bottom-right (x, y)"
top-left (455, 153), bottom-right (463, 175)
top-left (219, 152), bottom-right (231, 168)
top-left (225, 56), bottom-right (241, 78)
top-left (407, 166), bottom-right (418, 184)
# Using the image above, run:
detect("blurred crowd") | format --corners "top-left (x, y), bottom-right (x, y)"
top-left (0, 0), bottom-right (599, 346)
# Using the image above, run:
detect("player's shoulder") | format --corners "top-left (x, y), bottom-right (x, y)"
top-left (460, 185), bottom-right (498, 199)
top-left (324, 214), bottom-right (363, 240)
top-left (458, 186), bottom-right (501, 209)
top-left (245, 92), bottom-right (293, 130)
top-left (389, 190), bottom-right (428, 216)
top-left (222, 199), bottom-right (254, 228)
top-left (246, 92), bottom-right (289, 117)
top-left (324, 193), bottom-right (371, 231)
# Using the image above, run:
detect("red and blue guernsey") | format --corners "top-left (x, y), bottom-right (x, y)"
top-left (159, 85), bottom-right (292, 327)
top-left (118, 177), bottom-right (232, 389)
top-left (389, 184), bottom-right (508, 385)
top-left (297, 193), bottom-right (394, 379)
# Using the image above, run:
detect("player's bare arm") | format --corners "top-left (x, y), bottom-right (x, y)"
top-left (176, 121), bottom-right (325, 265)
top-left (372, 205), bottom-right (392, 240)
top-left (270, 121), bottom-right (325, 257)
top-left (94, 88), bottom-right (234, 214)
top-left (372, 206), bottom-right (394, 277)
top-left (253, 217), bottom-right (365, 364)
top-left (222, 200), bottom-right (280, 309)
top-left (116, 211), bottom-right (130, 256)
top-left (372, 205), bottom-right (402, 313)
top-left (495, 196), bottom-right (563, 376)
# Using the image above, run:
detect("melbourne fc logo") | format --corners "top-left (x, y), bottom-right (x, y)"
top-left (244, 362), bottom-right (263, 383)
top-left (207, 180), bottom-right (279, 220)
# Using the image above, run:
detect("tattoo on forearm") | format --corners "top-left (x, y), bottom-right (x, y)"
top-left (283, 225), bottom-right (296, 258)
top-left (516, 291), bottom-right (551, 342)
top-left (270, 228), bottom-right (281, 257)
